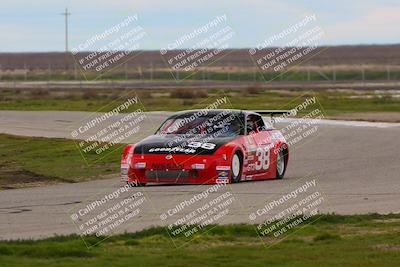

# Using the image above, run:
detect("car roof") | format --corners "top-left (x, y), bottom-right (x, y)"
top-left (171, 109), bottom-right (260, 118)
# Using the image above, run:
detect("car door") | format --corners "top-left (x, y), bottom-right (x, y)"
top-left (247, 114), bottom-right (274, 179)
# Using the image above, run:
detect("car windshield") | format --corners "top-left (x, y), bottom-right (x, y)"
top-left (157, 111), bottom-right (244, 136)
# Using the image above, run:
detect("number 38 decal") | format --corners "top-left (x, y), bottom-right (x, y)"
top-left (255, 147), bottom-right (270, 170)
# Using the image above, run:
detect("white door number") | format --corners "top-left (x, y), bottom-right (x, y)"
top-left (255, 147), bottom-right (270, 170)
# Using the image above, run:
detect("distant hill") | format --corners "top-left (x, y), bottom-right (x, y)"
top-left (0, 44), bottom-right (399, 70)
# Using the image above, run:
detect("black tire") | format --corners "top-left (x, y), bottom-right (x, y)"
top-left (231, 152), bottom-right (243, 183)
top-left (276, 148), bottom-right (287, 179)
top-left (127, 181), bottom-right (146, 187)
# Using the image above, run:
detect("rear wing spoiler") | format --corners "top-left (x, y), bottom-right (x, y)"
top-left (253, 110), bottom-right (297, 125)
top-left (254, 110), bottom-right (294, 116)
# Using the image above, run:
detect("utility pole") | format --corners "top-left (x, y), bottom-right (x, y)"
top-left (61, 8), bottom-right (71, 70)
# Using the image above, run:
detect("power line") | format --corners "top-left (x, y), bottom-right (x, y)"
top-left (61, 8), bottom-right (71, 52)
top-left (61, 8), bottom-right (71, 70)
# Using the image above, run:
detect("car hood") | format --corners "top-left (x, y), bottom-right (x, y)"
top-left (133, 135), bottom-right (237, 155)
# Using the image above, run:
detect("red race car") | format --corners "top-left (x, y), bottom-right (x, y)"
top-left (121, 109), bottom-right (289, 186)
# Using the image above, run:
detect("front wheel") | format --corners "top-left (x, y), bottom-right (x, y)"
top-left (276, 148), bottom-right (287, 179)
top-left (127, 181), bottom-right (146, 187)
top-left (231, 152), bottom-right (242, 183)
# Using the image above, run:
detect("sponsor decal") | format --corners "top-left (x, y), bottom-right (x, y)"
top-left (217, 168), bottom-right (230, 182)
top-left (216, 166), bottom-right (230, 171)
top-left (148, 147), bottom-right (196, 154)
top-left (271, 131), bottom-right (284, 140)
top-left (216, 177), bottom-right (229, 184)
top-left (246, 136), bottom-right (257, 152)
top-left (246, 163), bottom-right (256, 172)
top-left (187, 141), bottom-right (216, 150)
top-left (120, 164), bottom-right (129, 180)
top-left (245, 175), bottom-right (253, 180)
top-left (247, 145), bottom-right (257, 153)
top-left (218, 171), bottom-right (229, 177)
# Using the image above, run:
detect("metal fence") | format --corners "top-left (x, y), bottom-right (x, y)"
top-left (0, 63), bottom-right (399, 82)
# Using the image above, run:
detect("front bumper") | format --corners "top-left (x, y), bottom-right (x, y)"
top-left (122, 154), bottom-right (231, 184)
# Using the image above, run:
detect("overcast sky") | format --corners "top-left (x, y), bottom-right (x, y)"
top-left (0, 0), bottom-right (399, 52)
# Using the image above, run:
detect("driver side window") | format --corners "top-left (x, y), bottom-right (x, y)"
top-left (246, 115), bottom-right (258, 135)
top-left (255, 115), bottom-right (267, 131)
top-left (246, 114), bottom-right (267, 135)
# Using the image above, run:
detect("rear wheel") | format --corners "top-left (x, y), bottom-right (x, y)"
top-left (276, 148), bottom-right (286, 179)
top-left (231, 152), bottom-right (242, 183)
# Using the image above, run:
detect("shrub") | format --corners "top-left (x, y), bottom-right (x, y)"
top-left (170, 89), bottom-right (196, 99)
top-left (182, 99), bottom-right (195, 106)
top-left (245, 85), bottom-right (262, 95)
top-left (82, 90), bottom-right (99, 99)
top-left (136, 90), bottom-right (152, 99)
top-left (30, 89), bottom-right (49, 97)
top-left (195, 90), bottom-right (209, 98)
top-left (313, 232), bottom-right (341, 242)
top-left (170, 89), bottom-right (209, 99)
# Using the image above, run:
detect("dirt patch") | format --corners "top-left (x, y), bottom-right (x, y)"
top-left (372, 218), bottom-right (400, 224)
top-left (328, 112), bottom-right (400, 123)
top-left (0, 168), bottom-right (71, 190)
top-left (374, 244), bottom-right (400, 251)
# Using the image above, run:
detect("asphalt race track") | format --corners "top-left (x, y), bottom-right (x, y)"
top-left (1, 80), bottom-right (400, 91)
top-left (0, 111), bottom-right (399, 240)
